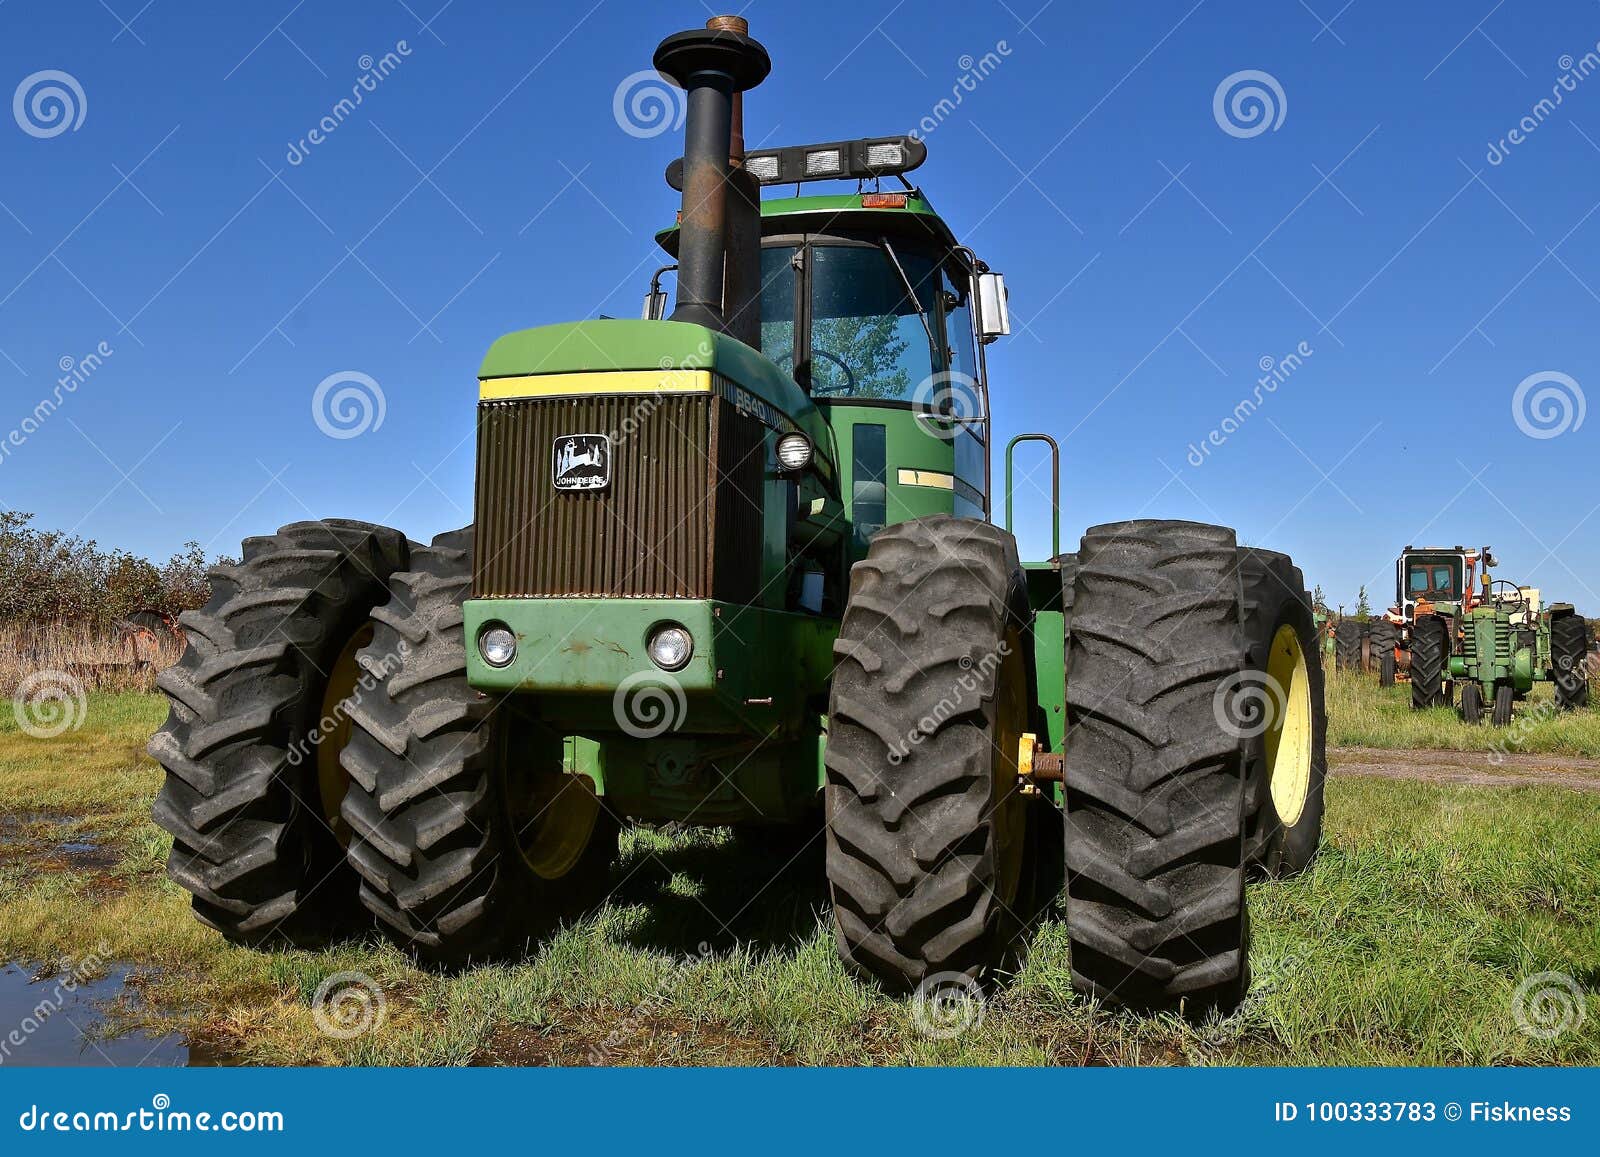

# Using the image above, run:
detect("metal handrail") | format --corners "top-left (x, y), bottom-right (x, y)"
top-left (1003, 433), bottom-right (1060, 559)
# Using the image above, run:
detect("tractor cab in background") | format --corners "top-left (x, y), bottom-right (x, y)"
top-left (1395, 544), bottom-right (1482, 623)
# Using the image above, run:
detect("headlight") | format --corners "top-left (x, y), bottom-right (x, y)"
top-left (478, 624), bottom-right (517, 668)
top-left (647, 624), bottom-right (693, 671)
top-left (776, 432), bottom-right (813, 471)
top-left (745, 154), bottom-right (780, 182)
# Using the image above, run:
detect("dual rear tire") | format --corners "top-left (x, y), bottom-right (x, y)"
top-left (825, 517), bottom-right (1326, 1012)
top-left (149, 522), bottom-right (619, 961)
top-left (149, 521), bottom-right (411, 942)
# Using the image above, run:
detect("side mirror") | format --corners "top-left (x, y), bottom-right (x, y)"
top-left (642, 290), bottom-right (668, 321)
top-left (976, 272), bottom-right (1010, 343)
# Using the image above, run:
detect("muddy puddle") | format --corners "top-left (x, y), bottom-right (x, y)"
top-left (0, 963), bottom-right (222, 1067)
top-left (0, 813), bottom-right (122, 873)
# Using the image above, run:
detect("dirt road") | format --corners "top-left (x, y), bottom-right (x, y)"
top-left (1331, 746), bottom-right (1600, 793)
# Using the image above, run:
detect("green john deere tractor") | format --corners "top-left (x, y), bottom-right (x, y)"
top-left (148, 17), bottom-right (1327, 1011)
top-left (1406, 545), bottom-right (1591, 725)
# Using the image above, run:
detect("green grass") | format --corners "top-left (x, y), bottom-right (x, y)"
top-left (1, 691), bottom-right (1597, 1065)
top-left (1327, 669), bottom-right (1600, 757)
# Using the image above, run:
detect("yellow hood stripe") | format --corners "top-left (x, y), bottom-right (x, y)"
top-left (479, 369), bottom-right (711, 400)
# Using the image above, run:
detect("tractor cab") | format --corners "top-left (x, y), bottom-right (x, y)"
top-left (1395, 545), bottom-right (1481, 620)
top-left (651, 137), bottom-right (1017, 557)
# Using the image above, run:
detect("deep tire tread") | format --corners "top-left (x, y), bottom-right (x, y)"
top-left (147, 520), bottom-right (410, 943)
top-left (338, 527), bottom-right (619, 962)
top-left (1064, 520), bottom-right (1250, 1012)
top-left (826, 515), bottom-right (1031, 993)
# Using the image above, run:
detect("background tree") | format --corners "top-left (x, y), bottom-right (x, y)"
top-left (0, 510), bottom-right (231, 629)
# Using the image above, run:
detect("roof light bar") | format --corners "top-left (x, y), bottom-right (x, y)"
top-left (665, 135), bottom-right (927, 190)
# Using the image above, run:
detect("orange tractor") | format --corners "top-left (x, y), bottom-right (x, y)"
top-left (1334, 546), bottom-right (1485, 687)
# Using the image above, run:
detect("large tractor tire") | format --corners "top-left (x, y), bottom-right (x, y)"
top-left (1367, 620), bottom-right (1398, 680)
top-left (1410, 614), bottom-right (1449, 709)
top-left (1063, 520), bottom-right (1254, 1012)
top-left (340, 528), bottom-right (620, 962)
top-left (1235, 549), bottom-right (1327, 878)
top-left (1553, 613), bottom-right (1591, 711)
top-left (1334, 620), bottom-right (1362, 671)
top-left (148, 520), bottom-right (411, 943)
top-left (826, 516), bottom-right (1036, 992)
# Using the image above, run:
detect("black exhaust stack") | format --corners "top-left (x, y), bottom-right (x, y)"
top-left (653, 18), bottom-right (770, 333)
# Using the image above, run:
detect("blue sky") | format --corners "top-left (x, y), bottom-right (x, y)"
top-left (1, 0), bottom-right (1597, 614)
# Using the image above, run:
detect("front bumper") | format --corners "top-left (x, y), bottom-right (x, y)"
top-left (462, 597), bottom-right (836, 736)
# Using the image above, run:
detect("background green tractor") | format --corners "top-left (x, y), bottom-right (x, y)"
top-left (1406, 545), bottom-right (1591, 724)
top-left (147, 17), bottom-right (1327, 1011)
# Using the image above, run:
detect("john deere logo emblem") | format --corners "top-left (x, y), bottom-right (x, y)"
top-left (553, 434), bottom-right (611, 491)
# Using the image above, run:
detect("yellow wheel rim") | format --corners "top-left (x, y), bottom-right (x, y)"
top-left (315, 622), bottom-right (373, 848)
top-left (1265, 623), bottom-right (1313, 826)
top-left (501, 729), bottom-right (602, 881)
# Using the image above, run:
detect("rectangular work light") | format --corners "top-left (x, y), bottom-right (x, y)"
top-left (665, 135), bottom-right (928, 190)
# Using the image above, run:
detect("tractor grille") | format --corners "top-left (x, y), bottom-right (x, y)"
top-left (1462, 616), bottom-right (1515, 669)
top-left (473, 390), bottom-right (765, 601)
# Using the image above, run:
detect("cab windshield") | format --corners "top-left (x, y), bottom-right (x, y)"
top-left (757, 239), bottom-right (975, 402)
top-left (1406, 558), bottom-right (1462, 600)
